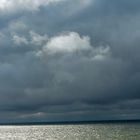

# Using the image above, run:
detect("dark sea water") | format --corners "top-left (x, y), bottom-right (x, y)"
top-left (0, 123), bottom-right (140, 140)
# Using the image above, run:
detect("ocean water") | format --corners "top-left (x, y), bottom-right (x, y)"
top-left (0, 123), bottom-right (139, 140)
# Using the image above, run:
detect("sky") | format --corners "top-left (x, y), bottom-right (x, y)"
top-left (0, 0), bottom-right (140, 122)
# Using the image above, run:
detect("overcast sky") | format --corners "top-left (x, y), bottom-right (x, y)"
top-left (0, 0), bottom-right (140, 122)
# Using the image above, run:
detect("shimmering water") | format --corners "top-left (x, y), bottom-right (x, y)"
top-left (0, 123), bottom-right (140, 140)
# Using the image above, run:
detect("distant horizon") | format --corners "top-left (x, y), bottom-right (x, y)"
top-left (0, 119), bottom-right (140, 125)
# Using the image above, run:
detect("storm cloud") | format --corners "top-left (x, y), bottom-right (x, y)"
top-left (0, 0), bottom-right (140, 122)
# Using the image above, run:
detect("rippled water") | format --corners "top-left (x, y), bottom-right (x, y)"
top-left (0, 123), bottom-right (140, 140)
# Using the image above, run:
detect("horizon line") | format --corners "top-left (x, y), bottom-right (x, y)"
top-left (0, 119), bottom-right (140, 125)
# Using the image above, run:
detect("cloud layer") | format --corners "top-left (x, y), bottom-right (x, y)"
top-left (0, 0), bottom-right (65, 13)
top-left (0, 0), bottom-right (140, 122)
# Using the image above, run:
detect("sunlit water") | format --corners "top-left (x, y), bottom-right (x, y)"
top-left (0, 123), bottom-right (140, 140)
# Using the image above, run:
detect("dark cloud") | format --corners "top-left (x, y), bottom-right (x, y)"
top-left (0, 0), bottom-right (140, 122)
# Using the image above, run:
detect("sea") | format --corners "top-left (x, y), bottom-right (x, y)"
top-left (0, 122), bottom-right (140, 140)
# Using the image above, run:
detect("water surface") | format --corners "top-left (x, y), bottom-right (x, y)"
top-left (0, 123), bottom-right (139, 140)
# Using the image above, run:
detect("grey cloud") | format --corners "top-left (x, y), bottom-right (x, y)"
top-left (0, 0), bottom-right (140, 122)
